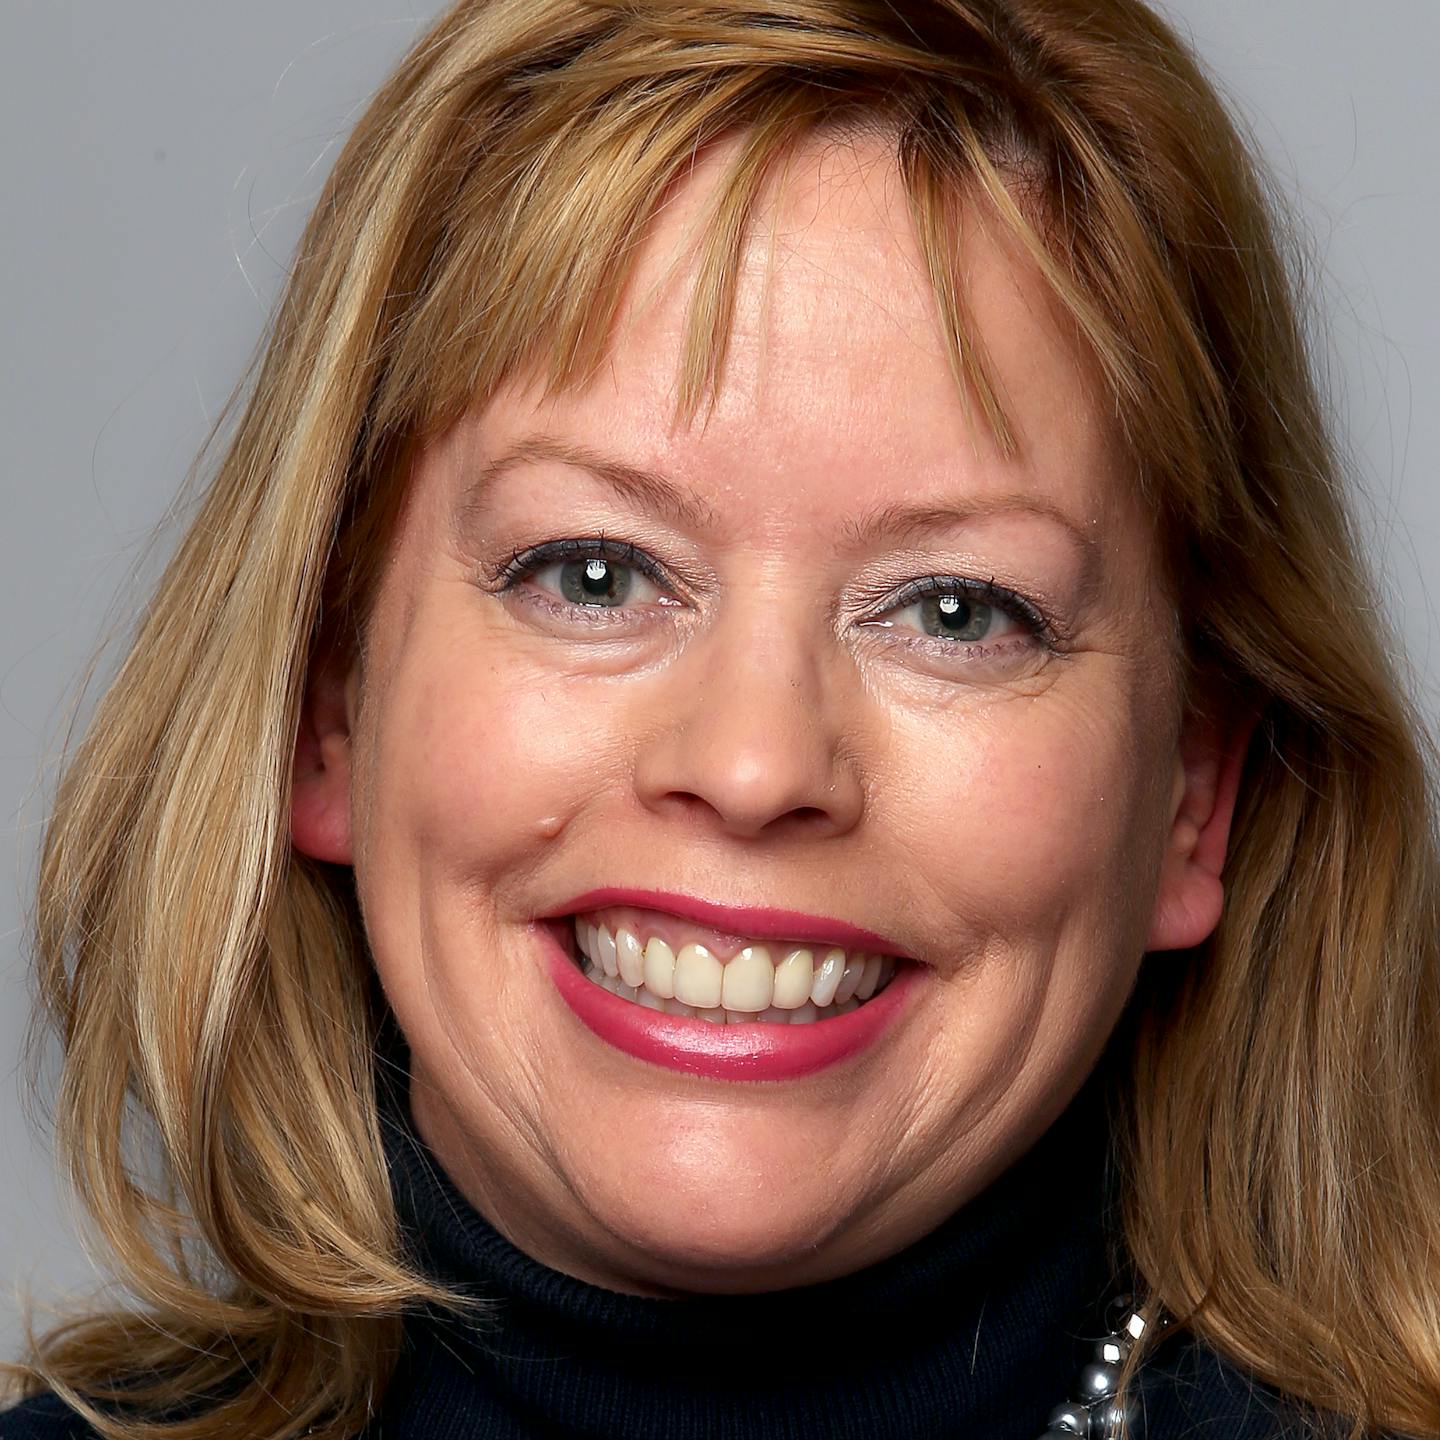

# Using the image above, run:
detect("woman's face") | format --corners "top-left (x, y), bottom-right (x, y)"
top-left (294, 134), bottom-right (1237, 1296)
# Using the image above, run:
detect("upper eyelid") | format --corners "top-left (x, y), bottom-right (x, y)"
top-left (487, 537), bottom-right (674, 591)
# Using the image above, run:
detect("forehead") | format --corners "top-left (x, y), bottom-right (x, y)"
top-left (446, 130), bottom-right (1141, 552)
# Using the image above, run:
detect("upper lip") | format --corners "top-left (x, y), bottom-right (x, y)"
top-left (548, 886), bottom-right (912, 959)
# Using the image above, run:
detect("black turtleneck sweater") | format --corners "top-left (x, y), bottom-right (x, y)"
top-left (368, 1042), bottom-right (1311, 1440)
top-left (3, 1036), bottom-right (1323, 1439)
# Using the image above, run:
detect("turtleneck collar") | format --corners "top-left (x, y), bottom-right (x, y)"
top-left (370, 1017), bottom-right (1130, 1439)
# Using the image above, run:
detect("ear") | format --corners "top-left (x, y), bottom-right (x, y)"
top-left (290, 641), bottom-right (359, 865)
top-left (1144, 701), bottom-right (1259, 953)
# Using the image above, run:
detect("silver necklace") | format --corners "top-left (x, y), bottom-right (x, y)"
top-left (1036, 1297), bottom-right (1168, 1439)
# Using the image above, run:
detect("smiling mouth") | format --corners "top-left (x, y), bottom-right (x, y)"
top-left (562, 905), bottom-right (902, 1024)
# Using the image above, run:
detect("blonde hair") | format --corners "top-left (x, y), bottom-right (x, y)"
top-left (6, 1), bottom-right (1439, 1437)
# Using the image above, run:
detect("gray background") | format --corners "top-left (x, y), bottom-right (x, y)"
top-left (3, 2), bottom-right (1437, 1359)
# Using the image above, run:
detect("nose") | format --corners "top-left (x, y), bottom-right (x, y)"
top-left (631, 609), bottom-right (866, 841)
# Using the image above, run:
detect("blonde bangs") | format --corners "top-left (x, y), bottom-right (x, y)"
top-left (358, 6), bottom-right (1238, 545)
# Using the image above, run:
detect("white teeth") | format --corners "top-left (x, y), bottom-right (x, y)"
top-left (772, 948), bottom-right (814, 1009)
top-left (721, 945), bottom-right (775, 1012)
top-left (573, 917), bottom-right (901, 1022)
top-left (854, 955), bottom-right (882, 1001)
top-left (673, 942), bottom-right (723, 1009)
top-left (617, 928), bottom-right (646, 987)
top-left (642, 936), bottom-right (677, 999)
top-left (833, 953), bottom-right (866, 1004)
top-left (597, 925), bottom-right (619, 978)
top-left (810, 947), bottom-right (846, 1007)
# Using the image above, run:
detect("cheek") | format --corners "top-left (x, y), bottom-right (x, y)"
top-left (355, 621), bottom-right (632, 898)
top-left (882, 682), bottom-right (1169, 946)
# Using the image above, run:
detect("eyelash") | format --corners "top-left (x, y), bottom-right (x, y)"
top-left (488, 536), bottom-right (672, 593)
top-left (850, 573), bottom-right (1057, 647)
top-left (484, 537), bottom-right (1061, 649)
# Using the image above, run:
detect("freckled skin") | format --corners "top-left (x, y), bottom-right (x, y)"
top-left (292, 133), bottom-right (1238, 1297)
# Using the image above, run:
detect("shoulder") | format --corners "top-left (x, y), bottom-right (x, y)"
top-left (0, 1392), bottom-right (103, 1440)
top-left (1133, 1331), bottom-right (1349, 1439)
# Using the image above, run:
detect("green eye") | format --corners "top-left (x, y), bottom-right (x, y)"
top-left (920, 593), bottom-right (994, 642)
top-left (865, 576), bottom-right (1044, 652)
top-left (498, 541), bottom-right (669, 614)
top-left (559, 557), bottom-right (632, 606)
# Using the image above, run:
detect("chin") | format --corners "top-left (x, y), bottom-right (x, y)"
top-left (590, 1195), bottom-right (854, 1295)
top-left (563, 1132), bottom-right (860, 1291)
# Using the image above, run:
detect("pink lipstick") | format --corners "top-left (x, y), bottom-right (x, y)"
top-left (538, 903), bottom-right (924, 1081)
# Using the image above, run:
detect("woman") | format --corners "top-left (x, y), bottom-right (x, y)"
top-left (4, 1), bottom-right (1438, 1437)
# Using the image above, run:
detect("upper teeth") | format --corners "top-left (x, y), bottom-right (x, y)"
top-left (573, 916), bottom-right (895, 1013)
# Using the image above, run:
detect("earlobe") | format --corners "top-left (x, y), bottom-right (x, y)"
top-left (290, 647), bottom-right (358, 865)
top-left (1144, 704), bottom-right (1259, 953)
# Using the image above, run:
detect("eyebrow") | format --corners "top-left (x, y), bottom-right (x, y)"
top-left (455, 433), bottom-right (1100, 582)
top-left (839, 496), bottom-right (1100, 573)
top-left (453, 435), bottom-right (718, 537)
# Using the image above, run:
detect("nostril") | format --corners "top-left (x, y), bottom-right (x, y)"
top-left (789, 806), bottom-right (832, 827)
top-left (761, 804), bottom-right (843, 838)
top-left (659, 793), bottom-right (841, 836)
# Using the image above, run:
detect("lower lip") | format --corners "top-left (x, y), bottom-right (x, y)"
top-left (540, 923), bottom-right (925, 1081)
